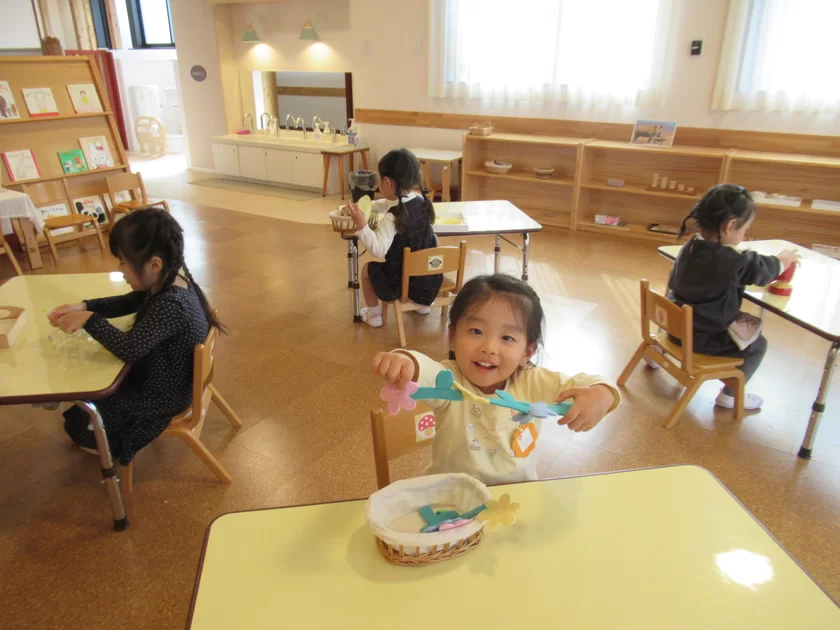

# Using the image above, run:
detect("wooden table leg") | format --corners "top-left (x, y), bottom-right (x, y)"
top-left (338, 154), bottom-right (346, 200)
top-left (18, 218), bottom-right (43, 270)
top-left (361, 150), bottom-right (369, 169)
top-left (442, 162), bottom-right (452, 202)
top-left (421, 161), bottom-right (432, 196)
top-left (322, 154), bottom-right (331, 197)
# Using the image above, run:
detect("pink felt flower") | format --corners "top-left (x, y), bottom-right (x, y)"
top-left (379, 381), bottom-right (419, 415)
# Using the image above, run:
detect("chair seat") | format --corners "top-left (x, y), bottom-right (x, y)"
top-left (44, 215), bottom-right (90, 229)
top-left (440, 277), bottom-right (456, 293)
top-left (656, 332), bottom-right (744, 371)
top-left (113, 198), bottom-right (165, 211)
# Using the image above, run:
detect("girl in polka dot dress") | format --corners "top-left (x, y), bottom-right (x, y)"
top-left (48, 209), bottom-right (225, 466)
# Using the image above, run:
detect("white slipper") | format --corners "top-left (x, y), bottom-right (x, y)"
top-left (361, 308), bottom-right (382, 328)
top-left (715, 391), bottom-right (764, 410)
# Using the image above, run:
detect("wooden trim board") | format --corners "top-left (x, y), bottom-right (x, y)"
top-left (355, 109), bottom-right (840, 158)
top-left (276, 86), bottom-right (346, 98)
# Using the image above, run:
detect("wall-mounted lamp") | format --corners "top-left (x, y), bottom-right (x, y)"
top-left (299, 20), bottom-right (319, 41)
top-left (242, 17), bottom-right (260, 43)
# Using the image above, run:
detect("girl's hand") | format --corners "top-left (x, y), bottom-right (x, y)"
top-left (373, 351), bottom-right (416, 388)
top-left (555, 384), bottom-right (615, 432)
top-left (349, 204), bottom-right (367, 231)
top-left (778, 249), bottom-right (798, 270)
top-left (56, 311), bottom-right (93, 334)
top-left (48, 303), bottom-right (86, 326)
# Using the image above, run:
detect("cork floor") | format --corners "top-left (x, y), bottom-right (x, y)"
top-left (1, 199), bottom-right (839, 628)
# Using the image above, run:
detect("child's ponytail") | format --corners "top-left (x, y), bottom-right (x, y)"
top-left (678, 184), bottom-right (756, 241)
top-left (378, 149), bottom-right (434, 234)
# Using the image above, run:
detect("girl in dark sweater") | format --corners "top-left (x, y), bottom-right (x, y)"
top-left (48, 209), bottom-right (225, 465)
top-left (666, 185), bottom-right (797, 410)
top-left (349, 149), bottom-right (442, 328)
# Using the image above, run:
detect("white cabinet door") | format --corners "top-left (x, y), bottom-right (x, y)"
top-left (264, 148), bottom-right (295, 185)
top-left (212, 142), bottom-right (239, 177)
top-left (293, 152), bottom-right (324, 189)
top-left (238, 145), bottom-right (267, 180)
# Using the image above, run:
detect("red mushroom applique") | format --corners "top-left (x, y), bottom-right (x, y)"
top-left (417, 413), bottom-right (436, 439)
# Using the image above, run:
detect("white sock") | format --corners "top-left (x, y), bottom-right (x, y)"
top-left (367, 305), bottom-right (381, 316)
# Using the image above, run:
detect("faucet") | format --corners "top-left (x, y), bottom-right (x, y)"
top-left (312, 115), bottom-right (324, 132)
top-left (330, 127), bottom-right (339, 144)
top-left (243, 113), bottom-right (254, 135)
top-left (268, 116), bottom-right (279, 137)
top-left (294, 116), bottom-right (307, 140)
top-left (284, 113), bottom-right (295, 131)
top-left (260, 112), bottom-right (271, 132)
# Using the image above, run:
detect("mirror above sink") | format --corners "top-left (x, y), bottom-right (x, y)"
top-left (239, 70), bottom-right (353, 139)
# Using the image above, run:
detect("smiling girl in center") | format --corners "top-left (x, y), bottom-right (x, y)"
top-left (372, 274), bottom-right (620, 484)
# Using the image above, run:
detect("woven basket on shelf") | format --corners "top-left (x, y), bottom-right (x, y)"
top-left (469, 121), bottom-right (494, 136)
top-left (365, 473), bottom-right (491, 567)
top-left (329, 207), bottom-right (379, 233)
top-left (485, 160), bottom-right (513, 175)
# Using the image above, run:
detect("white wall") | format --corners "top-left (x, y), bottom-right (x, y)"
top-left (0, 0), bottom-right (41, 49)
top-left (172, 0), bottom-right (840, 171)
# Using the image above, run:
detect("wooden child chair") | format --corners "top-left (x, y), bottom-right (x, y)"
top-left (22, 180), bottom-right (106, 264)
top-left (382, 240), bottom-right (468, 348)
top-left (370, 403), bottom-right (436, 489)
top-left (617, 279), bottom-right (745, 428)
top-left (105, 171), bottom-right (169, 222)
top-left (122, 325), bottom-right (242, 491)
top-left (0, 231), bottom-right (23, 276)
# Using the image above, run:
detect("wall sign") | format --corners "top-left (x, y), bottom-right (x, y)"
top-left (190, 65), bottom-right (207, 82)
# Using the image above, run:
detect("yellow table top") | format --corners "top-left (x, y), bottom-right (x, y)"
top-left (659, 239), bottom-right (840, 342)
top-left (0, 273), bottom-right (130, 403)
top-left (187, 466), bottom-right (839, 629)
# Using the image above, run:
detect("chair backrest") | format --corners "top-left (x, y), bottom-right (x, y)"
top-left (184, 325), bottom-right (219, 431)
top-left (21, 180), bottom-right (73, 210)
top-left (399, 240), bottom-right (468, 303)
top-left (639, 279), bottom-right (695, 372)
top-left (106, 171), bottom-right (146, 203)
top-left (370, 403), bottom-right (436, 489)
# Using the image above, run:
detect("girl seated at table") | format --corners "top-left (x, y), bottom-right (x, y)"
top-left (371, 274), bottom-right (620, 485)
top-left (48, 209), bottom-right (225, 466)
top-left (348, 148), bottom-right (441, 328)
top-left (665, 184), bottom-right (797, 410)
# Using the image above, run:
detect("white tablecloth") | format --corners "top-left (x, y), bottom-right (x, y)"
top-left (0, 188), bottom-right (43, 235)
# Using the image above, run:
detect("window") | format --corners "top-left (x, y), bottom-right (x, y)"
top-left (126, 0), bottom-right (174, 48)
top-left (712, 0), bottom-right (840, 112)
top-left (428, 0), bottom-right (672, 106)
top-left (89, 0), bottom-right (113, 49)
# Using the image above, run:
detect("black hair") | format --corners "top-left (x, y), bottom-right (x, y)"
top-left (108, 209), bottom-right (227, 333)
top-left (678, 184), bottom-right (757, 241)
top-left (378, 149), bottom-right (435, 234)
top-left (447, 274), bottom-right (544, 362)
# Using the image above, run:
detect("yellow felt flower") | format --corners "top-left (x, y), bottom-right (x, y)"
top-left (478, 493), bottom-right (519, 528)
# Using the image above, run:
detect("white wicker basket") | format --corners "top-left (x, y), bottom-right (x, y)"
top-left (469, 121), bottom-right (494, 136)
top-left (485, 160), bottom-right (513, 175)
top-left (329, 206), bottom-right (379, 233)
top-left (365, 473), bottom-right (491, 566)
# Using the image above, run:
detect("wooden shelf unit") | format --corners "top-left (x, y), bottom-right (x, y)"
top-left (0, 56), bottom-right (130, 251)
top-left (459, 132), bottom-right (840, 248)
top-left (723, 150), bottom-right (840, 247)
top-left (461, 133), bottom-right (585, 228)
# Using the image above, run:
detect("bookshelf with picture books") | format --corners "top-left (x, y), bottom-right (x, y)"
top-left (0, 55), bottom-right (130, 249)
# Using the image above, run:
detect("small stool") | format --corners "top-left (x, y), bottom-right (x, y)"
top-left (322, 147), bottom-right (370, 200)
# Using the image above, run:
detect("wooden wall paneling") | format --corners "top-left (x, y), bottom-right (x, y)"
top-left (275, 86), bottom-right (346, 98)
top-left (355, 108), bottom-right (840, 158)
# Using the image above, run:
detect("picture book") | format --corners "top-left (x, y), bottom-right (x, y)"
top-left (2, 149), bottom-right (40, 182)
top-left (58, 149), bottom-right (88, 174)
top-left (67, 84), bottom-right (103, 114)
top-left (78, 136), bottom-right (114, 169)
top-left (22, 87), bottom-right (59, 117)
top-left (0, 81), bottom-right (20, 119)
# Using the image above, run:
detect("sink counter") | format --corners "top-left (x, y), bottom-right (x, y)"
top-left (211, 133), bottom-right (357, 155)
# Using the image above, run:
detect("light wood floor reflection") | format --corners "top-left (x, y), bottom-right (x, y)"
top-left (1, 199), bottom-right (838, 628)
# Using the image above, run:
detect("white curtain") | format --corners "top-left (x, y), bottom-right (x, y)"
top-left (712, 0), bottom-right (840, 113)
top-left (428, 0), bottom-right (672, 106)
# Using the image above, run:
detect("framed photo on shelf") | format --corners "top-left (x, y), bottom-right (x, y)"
top-left (73, 195), bottom-right (109, 226)
top-left (67, 83), bottom-right (103, 114)
top-left (0, 81), bottom-right (20, 119)
top-left (58, 149), bottom-right (88, 174)
top-left (78, 136), bottom-right (114, 169)
top-left (630, 120), bottom-right (677, 148)
top-left (21, 87), bottom-right (59, 117)
top-left (2, 149), bottom-right (40, 182)
top-left (39, 202), bottom-right (74, 235)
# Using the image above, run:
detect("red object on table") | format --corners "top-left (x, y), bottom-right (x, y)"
top-left (769, 262), bottom-right (797, 296)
